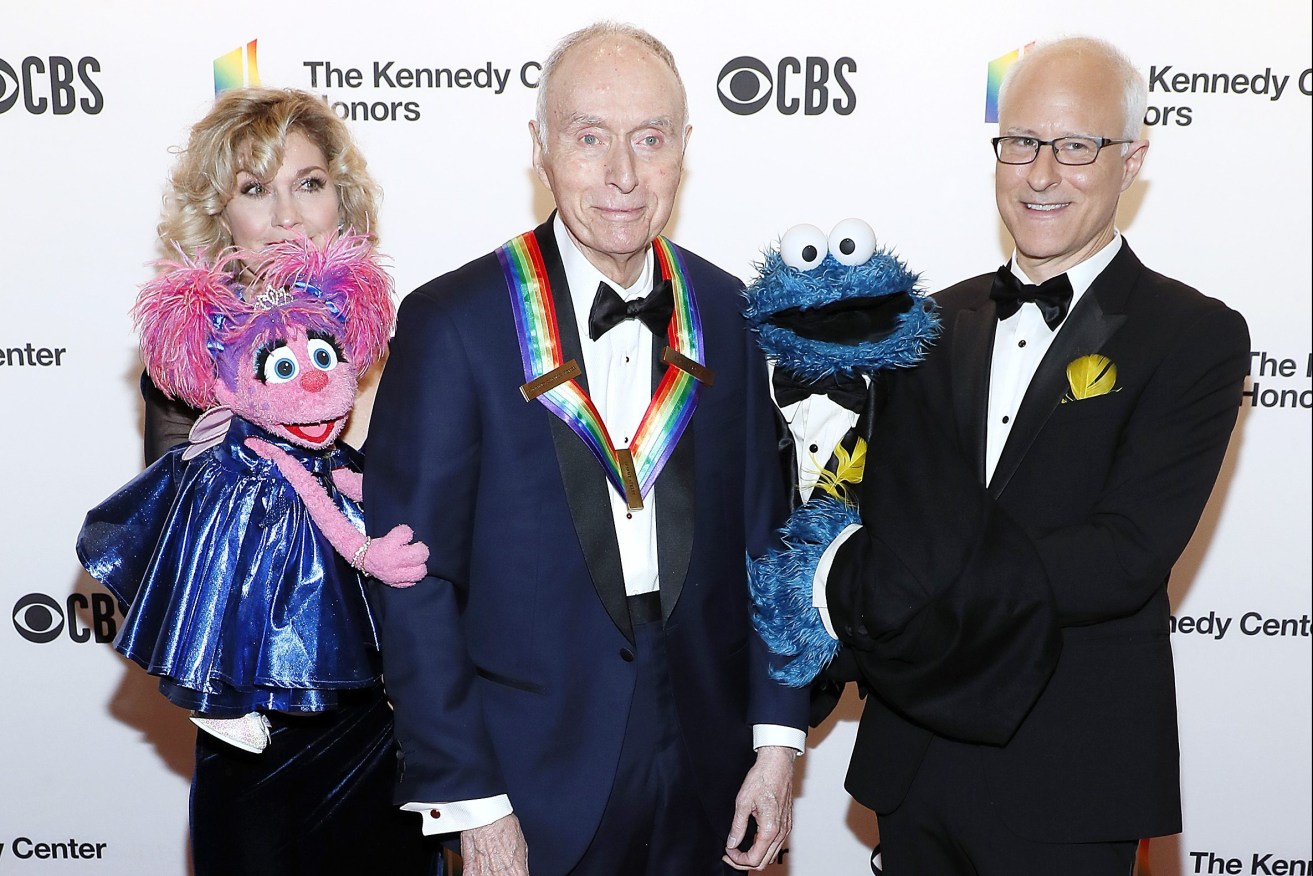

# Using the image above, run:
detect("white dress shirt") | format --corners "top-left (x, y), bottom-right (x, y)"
top-left (768, 362), bottom-right (862, 503)
top-left (811, 235), bottom-right (1124, 633)
top-left (405, 218), bottom-right (803, 835)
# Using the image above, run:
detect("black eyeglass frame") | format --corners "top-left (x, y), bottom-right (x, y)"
top-left (991, 135), bottom-right (1134, 166)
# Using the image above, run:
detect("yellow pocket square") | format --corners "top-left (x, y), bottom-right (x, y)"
top-left (1064, 354), bottom-right (1119, 403)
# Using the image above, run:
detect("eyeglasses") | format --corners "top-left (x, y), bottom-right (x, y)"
top-left (992, 136), bottom-right (1133, 166)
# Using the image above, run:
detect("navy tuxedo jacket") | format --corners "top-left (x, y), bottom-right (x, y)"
top-left (827, 242), bottom-right (1249, 842)
top-left (363, 219), bottom-right (807, 872)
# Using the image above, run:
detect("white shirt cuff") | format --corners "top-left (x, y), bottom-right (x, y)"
top-left (402, 795), bottom-right (513, 835)
top-left (813, 524), bottom-right (862, 639)
top-left (753, 724), bottom-right (806, 754)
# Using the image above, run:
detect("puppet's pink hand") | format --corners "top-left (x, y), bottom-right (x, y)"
top-left (363, 524), bottom-right (430, 588)
top-left (331, 467), bottom-right (364, 502)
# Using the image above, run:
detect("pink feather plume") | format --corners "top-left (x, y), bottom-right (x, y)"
top-left (133, 249), bottom-right (248, 410)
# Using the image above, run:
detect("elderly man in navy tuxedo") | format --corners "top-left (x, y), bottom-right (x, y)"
top-left (364, 22), bottom-right (808, 876)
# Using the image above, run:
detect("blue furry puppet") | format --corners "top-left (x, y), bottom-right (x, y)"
top-left (744, 219), bottom-right (939, 691)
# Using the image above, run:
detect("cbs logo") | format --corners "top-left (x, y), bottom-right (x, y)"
top-left (0, 56), bottom-right (104, 114)
top-left (12, 592), bottom-right (119, 644)
top-left (717, 55), bottom-right (856, 116)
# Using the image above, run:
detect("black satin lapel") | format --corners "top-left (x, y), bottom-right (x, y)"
top-left (951, 306), bottom-right (996, 484)
top-left (533, 223), bottom-right (631, 642)
top-left (655, 326), bottom-right (695, 622)
top-left (988, 292), bottom-right (1127, 498)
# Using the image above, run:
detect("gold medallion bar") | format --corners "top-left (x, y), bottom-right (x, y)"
top-left (661, 346), bottom-right (715, 386)
top-left (520, 359), bottom-right (582, 401)
top-left (615, 448), bottom-right (644, 510)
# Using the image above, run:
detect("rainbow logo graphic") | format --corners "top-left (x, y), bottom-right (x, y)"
top-left (984, 43), bottom-right (1034, 123)
top-left (214, 40), bottom-right (260, 94)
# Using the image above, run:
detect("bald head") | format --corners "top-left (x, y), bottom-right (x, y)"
top-left (999, 37), bottom-right (1147, 140)
top-left (535, 22), bottom-right (688, 149)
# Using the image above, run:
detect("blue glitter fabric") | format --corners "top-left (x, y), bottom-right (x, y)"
top-left (77, 415), bottom-right (379, 717)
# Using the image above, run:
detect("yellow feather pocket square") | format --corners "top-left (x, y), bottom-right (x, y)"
top-left (1064, 354), bottom-right (1120, 403)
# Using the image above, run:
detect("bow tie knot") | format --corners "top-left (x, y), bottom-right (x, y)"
top-left (989, 265), bottom-right (1073, 331)
top-left (772, 368), bottom-right (868, 413)
top-left (588, 279), bottom-right (674, 340)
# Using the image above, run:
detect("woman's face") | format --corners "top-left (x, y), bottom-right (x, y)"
top-left (222, 130), bottom-right (341, 251)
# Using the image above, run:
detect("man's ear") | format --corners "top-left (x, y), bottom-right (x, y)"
top-left (1120, 140), bottom-right (1149, 193)
top-left (529, 120), bottom-right (551, 191)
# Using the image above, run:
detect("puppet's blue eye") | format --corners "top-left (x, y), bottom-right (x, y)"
top-left (828, 218), bottom-right (877, 266)
top-left (307, 338), bottom-right (339, 372)
top-left (779, 224), bottom-right (828, 271)
top-left (261, 346), bottom-right (299, 384)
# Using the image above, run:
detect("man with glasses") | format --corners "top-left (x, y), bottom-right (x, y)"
top-left (806, 36), bottom-right (1250, 874)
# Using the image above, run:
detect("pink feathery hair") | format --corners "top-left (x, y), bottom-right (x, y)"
top-left (133, 232), bottom-right (394, 410)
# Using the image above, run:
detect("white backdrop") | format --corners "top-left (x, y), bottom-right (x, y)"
top-left (3, 1), bottom-right (1309, 873)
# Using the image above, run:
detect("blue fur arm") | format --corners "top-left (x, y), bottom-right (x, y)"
top-left (749, 497), bottom-right (862, 687)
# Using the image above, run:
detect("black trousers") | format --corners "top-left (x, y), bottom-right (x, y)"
top-left (877, 736), bottom-right (1137, 876)
top-left (570, 619), bottom-right (734, 876)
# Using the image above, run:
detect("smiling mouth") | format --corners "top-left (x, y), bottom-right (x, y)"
top-left (1024, 203), bottom-right (1069, 212)
top-left (284, 421), bottom-right (338, 443)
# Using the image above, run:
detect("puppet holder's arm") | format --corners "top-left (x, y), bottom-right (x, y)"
top-left (245, 437), bottom-right (428, 587)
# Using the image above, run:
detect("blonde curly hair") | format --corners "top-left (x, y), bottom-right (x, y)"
top-left (159, 88), bottom-right (380, 257)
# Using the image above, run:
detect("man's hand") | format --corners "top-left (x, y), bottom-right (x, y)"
top-left (724, 745), bottom-right (796, 871)
top-left (460, 814), bottom-right (529, 876)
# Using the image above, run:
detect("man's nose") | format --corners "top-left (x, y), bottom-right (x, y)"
top-left (606, 144), bottom-right (638, 193)
top-left (1026, 148), bottom-right (1062, 190)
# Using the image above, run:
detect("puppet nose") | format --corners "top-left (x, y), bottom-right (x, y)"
top-left (300, 370), bottom-right (329, 392)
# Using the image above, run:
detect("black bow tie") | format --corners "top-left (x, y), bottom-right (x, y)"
top-left (772, 368), bottom-right (868, 413)
top-left (588, 279), bottom-right (674, 340)
top-left (989, 265), bottom-right (1074, 331)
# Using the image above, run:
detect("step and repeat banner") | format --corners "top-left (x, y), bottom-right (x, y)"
top-left (3, 0), bottom-right (1309, 873)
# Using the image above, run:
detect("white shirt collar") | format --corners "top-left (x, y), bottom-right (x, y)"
top-left (1009, 231), bottom-right (1122, 319)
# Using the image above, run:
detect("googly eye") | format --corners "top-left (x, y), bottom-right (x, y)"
top-left (779, 224), bottom-right (829, 271)
top-left (260, 346), bottom-right (299, 384)
top-left (307, 338), bottom-right (340, 372)
top-left (828, 218), bottom-right (877, 266)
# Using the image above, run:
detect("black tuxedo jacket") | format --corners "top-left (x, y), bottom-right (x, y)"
top-left (827, 242), bottom-right (1249, 842)
top-left (363, 219), bottom-right (807, 873)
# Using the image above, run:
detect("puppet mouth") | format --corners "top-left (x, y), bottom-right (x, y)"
top-left (283, 421), bottom-right (338, 444)
top-left (768, 291), bottom-right (917, 345)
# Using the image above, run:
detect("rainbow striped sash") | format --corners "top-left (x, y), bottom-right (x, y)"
top-left (498, 232), bottom-right (711, 510)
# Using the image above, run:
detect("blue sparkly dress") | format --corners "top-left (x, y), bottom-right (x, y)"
top-left (77, 414), bottom-right (380, 718)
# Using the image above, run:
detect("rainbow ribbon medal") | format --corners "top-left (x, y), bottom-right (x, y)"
top-left (498, 232), bottom-right (711, 510)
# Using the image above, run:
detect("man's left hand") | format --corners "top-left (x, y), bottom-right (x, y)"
top-left (723, 745), bottom-right (796, 871)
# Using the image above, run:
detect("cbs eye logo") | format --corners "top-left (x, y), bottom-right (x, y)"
top-left (12, 592), bottom-right (119, 644)
top-left (0, 56), bottom-right (104, 115)
top-left (717, 55), bottom-right (856, 116)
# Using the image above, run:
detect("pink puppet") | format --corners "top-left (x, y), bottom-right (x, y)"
top-left (77, 234), bottom-right (426, 753)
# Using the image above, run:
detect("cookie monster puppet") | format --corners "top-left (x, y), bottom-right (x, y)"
top-left (744, 219), bottom-right (939, 708)
top-left (77, 234), bottom-right (428, 754)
